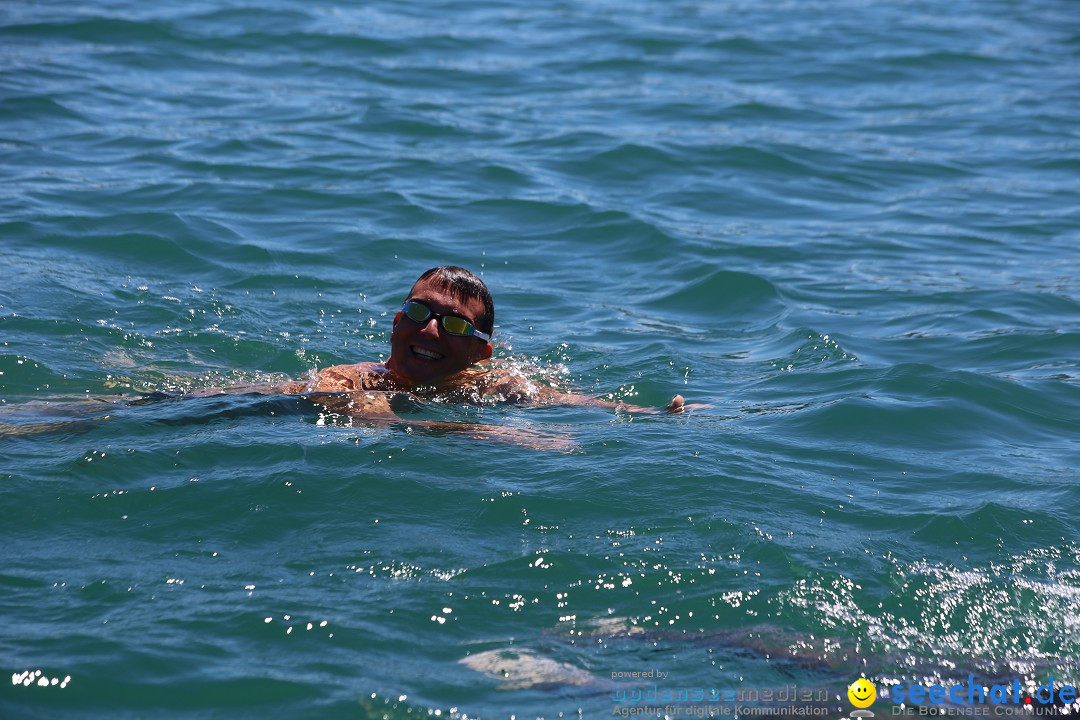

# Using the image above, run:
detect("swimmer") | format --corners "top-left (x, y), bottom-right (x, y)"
top-left (0, 267), bottom-right (696, 448)
top-left (277, 265), bottom-right (692, 414)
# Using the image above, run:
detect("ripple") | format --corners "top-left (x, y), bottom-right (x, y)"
top-left (3, 0), bottom-right (1079, 716)
top-left (1, 16), bottom-right (183, 45)
top-left (642, 269), bottom-right (786, 334)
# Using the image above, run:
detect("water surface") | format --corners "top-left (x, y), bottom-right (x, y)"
top-left (2, 0), bottom-right (1079, 717)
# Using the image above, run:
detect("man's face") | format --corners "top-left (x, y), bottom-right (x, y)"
top-left (386, 277), bottom-right (492, 387)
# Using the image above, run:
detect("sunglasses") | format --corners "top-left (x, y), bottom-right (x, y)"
top-left (401, 300), bottom-right (491, 341)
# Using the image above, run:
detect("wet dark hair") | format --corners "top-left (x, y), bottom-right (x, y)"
top-left (411, 266), bottom-right (495, 336)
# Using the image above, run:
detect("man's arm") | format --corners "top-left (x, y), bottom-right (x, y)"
top-left (278, 363), bottom-right (384, 394)
top-left (538, 388), bottom-right (688, 414)
top-left (478, 367), bottom-right (691, 414)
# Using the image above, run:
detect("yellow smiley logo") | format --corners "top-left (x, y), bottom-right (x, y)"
top-left (848, 678), bottom-right (876, 708)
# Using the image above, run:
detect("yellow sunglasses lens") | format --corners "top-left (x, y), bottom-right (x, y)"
top-left (441, 316), bottom-right (472, 335)
top-left (403, 302), bottom-right (477, 337)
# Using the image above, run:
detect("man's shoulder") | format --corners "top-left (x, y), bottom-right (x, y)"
top-left (301, 363), bottom-right (388, 392)
top-left (322, 362), bottom-right (383, 374)
top-left (471, 359), bottom-right (548, 402)
top-left (472, 358), bottom-right (519, 384)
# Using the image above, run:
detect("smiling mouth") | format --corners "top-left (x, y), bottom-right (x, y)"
top-left (411, 345), bottom-right (444, 361)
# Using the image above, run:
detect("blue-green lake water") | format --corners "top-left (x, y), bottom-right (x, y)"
top-left (2, 1), bottom-right (1079, 718)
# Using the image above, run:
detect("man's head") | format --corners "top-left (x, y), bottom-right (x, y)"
top-left (385, 266), bottom-right (494, 387)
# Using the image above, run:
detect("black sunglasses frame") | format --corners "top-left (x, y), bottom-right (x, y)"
top-left (401, 301), bottom-right (491, 341)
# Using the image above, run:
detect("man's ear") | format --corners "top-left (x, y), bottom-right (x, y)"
top-left (393, 310), bottom-right (402, 329)
top-left (479, 342), bottom-right (493, 361)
